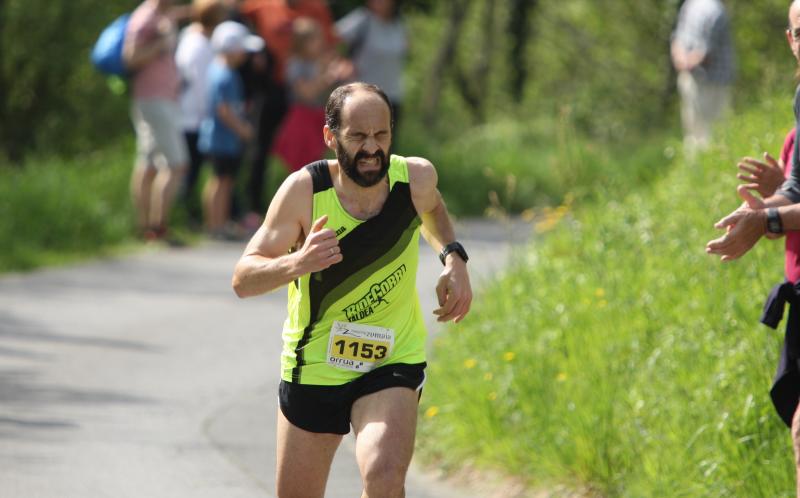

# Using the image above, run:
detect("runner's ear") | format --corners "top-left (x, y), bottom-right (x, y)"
top-left (323, 125), bottom-right (337, 151)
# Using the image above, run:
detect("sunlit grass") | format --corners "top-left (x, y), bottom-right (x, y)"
top-left (418, 95), bottom-right (798, 496)
top-left (0, 142), bottom-right (136, 272)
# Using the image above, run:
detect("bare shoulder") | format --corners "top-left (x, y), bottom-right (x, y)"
top-left (266, 168), bottom-right (313, 228)
top-left (405, 156), bottom-right (438, 193)
top-left (405, 156), bottom-right (440, 214)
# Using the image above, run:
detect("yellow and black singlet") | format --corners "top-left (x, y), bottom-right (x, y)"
top-left (281, 155), bottom-right (427, 385)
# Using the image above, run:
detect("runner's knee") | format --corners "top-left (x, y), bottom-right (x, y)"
top-left (361, 453), bottom-right (408, 498)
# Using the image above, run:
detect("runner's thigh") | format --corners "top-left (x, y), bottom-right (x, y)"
top-left (276, 409), bottom-right (342, 498)
top-left (351, 387), bottom-right (418, 479)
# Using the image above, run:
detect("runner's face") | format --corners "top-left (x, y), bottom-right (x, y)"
top-left (335, 94), bottom-right (392, 187)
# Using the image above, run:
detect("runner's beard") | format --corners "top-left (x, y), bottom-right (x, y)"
top-left (336, 142), bottom-right (391, 188)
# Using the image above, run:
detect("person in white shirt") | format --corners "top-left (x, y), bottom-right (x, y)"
top-left (175, 0), bottom-right (228, 223)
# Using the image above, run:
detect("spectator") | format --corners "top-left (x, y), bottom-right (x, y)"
top-left (707, 3), bottom-right (800, 494)
top-left (124, 0), bottom-right (188, 242)
top-left (336, 0), bottom-right (407, 128)
top-left (272, 17), bottom-right (352, 171)
top-left (198, 21), bottom-right (264, 238)
top-left (671, 0), bottom-right (735, 155)
top-left (239, 0), bottom-right (339, 227)
top-left (175, 0), bottom-right (229, 225)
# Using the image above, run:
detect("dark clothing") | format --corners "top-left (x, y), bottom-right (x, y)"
top-left (211, 154), bottom-right (242, 178)
top-left (761, 280), bottom-right (800, 427)
top-left (278, 362), bottom-right (425, 434)
top-left (183, 131), bottom-right (205, 197)
top-left (778, 87), bottom-right (800, 203)
top-left (247, 81), bottom-right (289, 213)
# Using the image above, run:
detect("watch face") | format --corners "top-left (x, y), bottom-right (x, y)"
top-left (768, 209), bottom-right (782, 233)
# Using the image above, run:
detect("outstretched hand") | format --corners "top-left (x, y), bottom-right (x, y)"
top-left (433, 258), bottom-right (472, 323)
top-left (705, 185), bottom-right (767, 262)
top-left (737, 152), bottom-right (785, 198)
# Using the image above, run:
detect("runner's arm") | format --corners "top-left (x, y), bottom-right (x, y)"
top-left (232, 171), bottom-right (342, 297)
top-left (408, 157), bottom-right (472, 323)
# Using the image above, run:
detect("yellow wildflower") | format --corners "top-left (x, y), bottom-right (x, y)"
top-left (483, 372), bottom-right (493, 381)
top-left (424, 406), bottom-right (440, 418)
top-left (556, 372), bottom-right (568, 382)
top-left (463, 358), bottom-right (477, 369)
top-left (488, 392), bottom-right (498, 401)
top-left (503, 351), bottom-right (516, 362)
top-left (595, 288), bottom-right (605, 298)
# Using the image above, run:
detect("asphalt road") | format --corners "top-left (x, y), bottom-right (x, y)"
top-left (0, 219), bottom-right (530, 498)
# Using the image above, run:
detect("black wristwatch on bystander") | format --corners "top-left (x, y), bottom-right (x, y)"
top-left (767, 207), bottom-right (784, 234)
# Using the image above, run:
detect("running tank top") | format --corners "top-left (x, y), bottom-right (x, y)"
top-left (281, 155), bottom-right (427, 385)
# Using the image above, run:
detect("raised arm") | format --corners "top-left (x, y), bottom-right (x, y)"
top-left (408, 157), bottom-right (472, 322)
top-left (123, 17), bottom-right (172, 72)
top-left (232, 170), bottom-right (342, 297)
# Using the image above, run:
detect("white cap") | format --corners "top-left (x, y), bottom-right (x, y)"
top-left (211, 21), bottom-right (265, 54)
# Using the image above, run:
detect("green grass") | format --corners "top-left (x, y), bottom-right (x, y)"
top-left (418, 95), bottom-right (798, 496)
top-left (0, 137), bottom-right (296, 273)
top-left (0, 142), bottom-right (137, 272)
top-left (397, 114), bottom-right (672, 216)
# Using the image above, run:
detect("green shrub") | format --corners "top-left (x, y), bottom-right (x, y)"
top-left (418, 95), bottom-right (797, 496)
top-left (399, 114), bottom-right (673, 216)
top-left (0, 142), bottom-right (135, 271)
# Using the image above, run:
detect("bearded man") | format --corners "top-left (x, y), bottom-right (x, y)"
top-left (232, 82), bottom-right (472, 498)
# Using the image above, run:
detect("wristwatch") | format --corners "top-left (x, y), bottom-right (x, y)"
top-left (767, 208), bottom-right (783, 234)
top-left (439, 241), bottom-right (468, 265)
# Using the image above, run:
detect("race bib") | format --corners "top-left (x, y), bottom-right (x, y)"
top-left (326, 321), bottom-right (395, 373)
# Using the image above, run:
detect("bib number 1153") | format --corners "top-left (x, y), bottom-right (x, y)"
top-left (326, 321), bottom-right (395, 373)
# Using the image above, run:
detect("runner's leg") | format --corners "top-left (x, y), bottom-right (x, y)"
top-left (351, 387), bottom-right (418, 498)
top-left (276, 409), bottom-right (342, 498)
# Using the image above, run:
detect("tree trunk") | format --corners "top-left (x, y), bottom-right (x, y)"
top-left (508, 0), bottom-right (537, 103)
top-left (661, 0), bottom-right (686, 113)
top-left (422, 0), bottom-right (470, 127)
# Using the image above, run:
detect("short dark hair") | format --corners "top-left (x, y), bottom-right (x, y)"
top-left (325, 83), bottom-right (393, 134)
top-left (194, 0), bottom-right (228, 31)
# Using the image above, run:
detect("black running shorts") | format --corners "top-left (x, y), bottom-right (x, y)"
top-left (279, 362), bottom-right (426, 435)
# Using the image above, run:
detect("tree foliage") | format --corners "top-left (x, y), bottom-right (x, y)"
top-left (0, 0), bottom-right (140, 163)
top-left (408, 0), bottom-right (795, 139)
top-left (0, 0), bottom-right (795, 162)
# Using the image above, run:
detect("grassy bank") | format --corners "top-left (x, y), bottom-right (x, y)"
top-left (418, 95), bottom-right (797, 496)
top-left (0, 143), bottom-right (136, 272)
top-left (402, 115), bottom-right (671, 216)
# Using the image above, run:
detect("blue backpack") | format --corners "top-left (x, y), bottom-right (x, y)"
top-left (90, 13), bottom-right (130, 77)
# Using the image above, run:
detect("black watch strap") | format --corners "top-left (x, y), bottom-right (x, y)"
top-left (767, 208), bottom-right (783, 234)
top-left (439, 242), bottom-right (468, 265)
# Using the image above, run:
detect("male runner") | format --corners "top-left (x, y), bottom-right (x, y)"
top-left (232, 82), bottom-right (472, 498)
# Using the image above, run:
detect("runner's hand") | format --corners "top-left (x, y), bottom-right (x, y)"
top-left (737, 153), bottom-right (784, 198)
top-left (297, 215), bottom-right (342, 273)
top-left (434, 257), bottom-right (472, 323)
